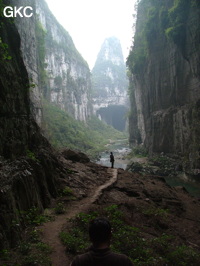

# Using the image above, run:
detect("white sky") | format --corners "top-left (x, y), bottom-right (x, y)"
top-left (45, 0), bottom-right (136, 69)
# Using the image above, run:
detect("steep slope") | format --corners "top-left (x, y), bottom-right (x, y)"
top-left (127, 0), bottom-right (200, 172)
top-left (0, 13), bottom-right (30, 159)
top-left (14, 0), bottom-right (42, 123)
top-left (92, 37), bottom-right (128, 131)
top-left (0, 5), bottom-right (67, 248)
top-left (42, 102), bottom-right (125, 158)
top-left (14, 0), bottom-right (92, 123)
top-left (36, 0), bottom-right (92, 122)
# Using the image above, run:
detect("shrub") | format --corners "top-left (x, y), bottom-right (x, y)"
top-left (165, 0), bottom-right (190, 48)
top-left (54, 202), bottom-right (65, 214)
top-left (21, 207), bottom-right (49, 225)
top-left (60, 205), bottom-right (200, 265)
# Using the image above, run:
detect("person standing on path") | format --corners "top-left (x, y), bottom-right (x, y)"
top-left (70, 217), bottom-right (133, 266)
top-left (110, 152), bottom-right (115, 168)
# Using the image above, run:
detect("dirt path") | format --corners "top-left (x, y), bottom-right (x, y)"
top-left (40, 168), bottom-right (118, 266)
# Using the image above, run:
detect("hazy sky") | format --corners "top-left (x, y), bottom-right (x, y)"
top-left (45, 0), bottom-right (136, 69)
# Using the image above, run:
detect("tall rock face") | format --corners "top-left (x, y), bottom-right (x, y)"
top-left (13, 0), bottom-right (44, 124)
top-left (92, 37), bottom-right (128, 131)
top-left (0, 2), bottom-right (66, 248)
top-left (14, 0), bottom-right (92, 123)
top-left (127, 0), bottom-right (200, 171)
top-left (0, 0), bottom-right (92, 250)
top-left (0, 14), bottom-right (30, 158)
top-left (36, 0), bottom-right (92, 121)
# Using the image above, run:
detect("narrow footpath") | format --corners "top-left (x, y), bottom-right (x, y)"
top-left (40, 168), bottom-right (118, 266)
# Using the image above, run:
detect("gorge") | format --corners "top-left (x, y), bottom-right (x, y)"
top-left (0, 0), bottom-right (200, 264)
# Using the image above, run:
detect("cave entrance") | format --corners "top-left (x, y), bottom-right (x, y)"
top-left (97, 105), bottom-right (127, 131)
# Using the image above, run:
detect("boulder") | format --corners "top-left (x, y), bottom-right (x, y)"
top-left (61, 149), bottom-right (90, 163)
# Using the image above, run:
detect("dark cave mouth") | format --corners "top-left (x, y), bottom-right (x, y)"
top-left (97, 105), bottom-right (128, 131)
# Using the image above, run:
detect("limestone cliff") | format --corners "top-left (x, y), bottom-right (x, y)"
top-left (0, 6), bottom-right (66, 248)
top-left (0, 6), bottom-right (30, 158)
top-left (37, 0), bottom-right (92, 121)
top-left (14, 0), bottom-right (92, 123)
top-left (127, 0), bottom-right (200, 171)
top-left (92, 37), bottom-right (128, 131)
top-left (14, 0), bottom-right (42, 124)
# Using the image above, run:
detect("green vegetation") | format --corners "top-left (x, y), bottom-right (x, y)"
top-left (59, 186), bottom-right (74, 197)
top-left (127, 0), bottom-right (169, 73)
top-left (60, 205), bottom-right (200, 265)
top-left (127, 145), bottom-right (148, 158)
top-left (43, 101), bottom-right (126, 159)
top-left (127, 34), bottom-right (147, 74)
top-left (127, 0), bottom-right (198, 75)
top-left (142, 206), bottom-right (169, 220)
top-left (0, 0), bottom-right (12, 61)
top-left (54, 202), bottom-right (65, 214)
top-left (35, 19), bottom-right (48, 93)
top-left (127, 0), bottom-right (150, 74)
top-left (127, 0), bottom-right (199, 146)
top-left (17, 240), bottom-right (52, 265)
top-left (0, 39), bottom-right (12, 60)
top-left (92, 37), bottom-right (128, 97)
top-left (35, 20), bottom-right (46, 71)
top-left (0, 208), bottom-right (52, 265)
top-left (19, 206), bottom-right (51, 226)
top-left (165, 0), bottom-right (190, 48)
top-left (0, 235), bottom-right (52, 265)
top-left (26, 149), bottom-right (38, 161)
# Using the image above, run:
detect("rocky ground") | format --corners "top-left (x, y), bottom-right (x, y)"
top-left (0, 149), bottom-right (200, 265)
top-left (98, 169), bottom-right (200, 247)
top-left (44, 152), bottom-right (200, 265)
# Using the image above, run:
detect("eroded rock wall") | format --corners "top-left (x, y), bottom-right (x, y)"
top-left (13, 0), bottom-right (92, 123)
top-left (128, 0), bottom-right (200, 170)
top-left (0, 8), bottom-right (65, 248)
top-left (36, 0), bottom-right (92, 121)
top-left (13, 0), bottom-right (42, 124)
top-left (0, 14), bottom-right (30, 158)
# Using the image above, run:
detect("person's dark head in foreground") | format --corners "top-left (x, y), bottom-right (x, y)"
top-left (89, 217), bottom-right (112, 248)
top-left (70, 217), bottom-right (134, 266)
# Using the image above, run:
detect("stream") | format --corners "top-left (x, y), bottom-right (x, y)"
top-left (97, 140), bottom-right (200, 198)
top-left (96, 139), bottom-right (131, 170)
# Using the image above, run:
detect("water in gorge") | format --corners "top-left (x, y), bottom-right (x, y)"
top-left (97, 140), bottom-right (200, 197)
top-left (96, 139), bottom-right (131, 170)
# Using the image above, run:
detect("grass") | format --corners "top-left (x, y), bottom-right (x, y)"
top-left (19, 206), bottom-right (51, 226)
top-left (54, 202), bottom-right (65, 214)
top-left (0, 228), bottom-right (52, 265)
top-left (127, 145), bottom-right (148, 159)
top-left (59, 205), bottom-right (200, 265)
top-left (42, 101), bottom-right (127, 159)
top-left (0, 205), bottom-right (57, 265)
